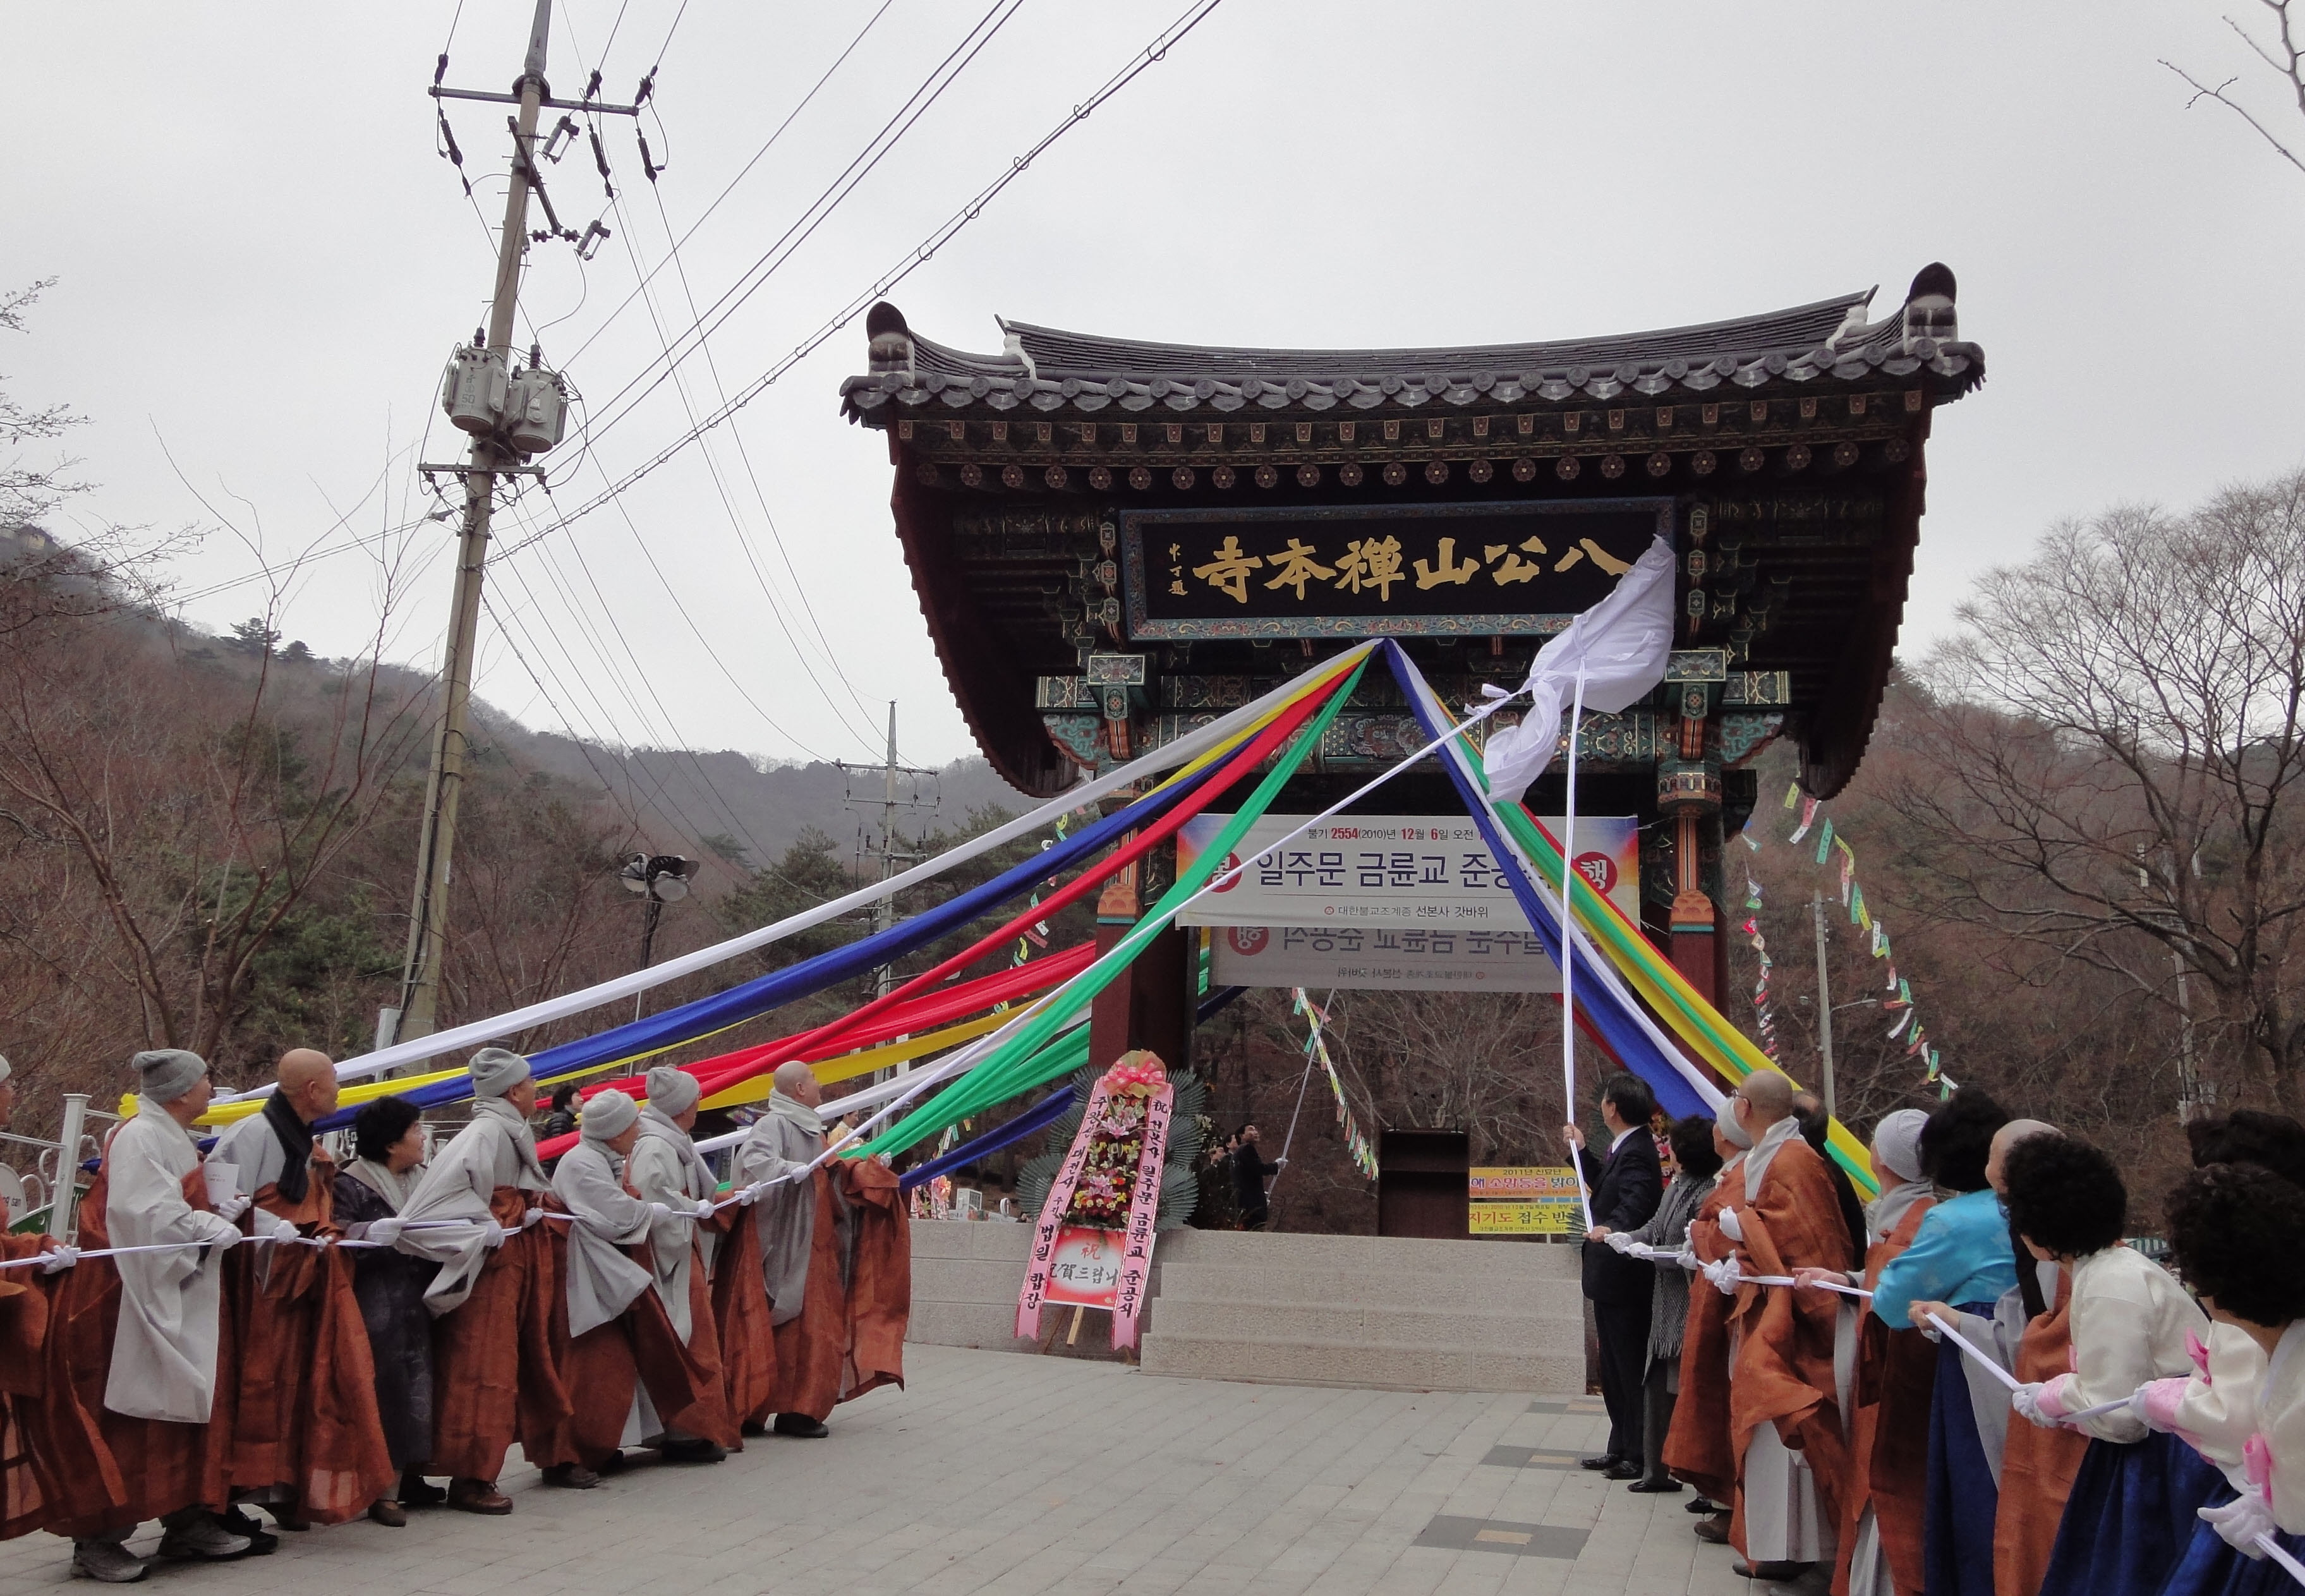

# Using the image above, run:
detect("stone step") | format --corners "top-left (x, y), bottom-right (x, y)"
top-left (1149, 1295), bottom-right (1579, 1351)
top-left (1139, 1328), bottom-right (1586, 1395)
top-left (1152, 1262), bottom-right (1582, 1317)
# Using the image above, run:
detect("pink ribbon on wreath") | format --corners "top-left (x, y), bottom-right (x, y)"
top-left (1110, 1082), bottom-right (1174, 1351)
top-left (1015, 1072), bottom-right (1116, 1341)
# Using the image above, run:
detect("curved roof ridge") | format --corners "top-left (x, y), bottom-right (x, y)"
top-left (992, 287), bottom-right (1875, 376)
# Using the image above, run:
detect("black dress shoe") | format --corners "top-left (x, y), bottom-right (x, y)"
top-left (1685, 1495), bottom-right (1723, 1514)
top-left (660, 1438), bottom-right (727, 1464)
top-left (1577, 1452), bottom-right (1623, 1472)
top-left (771, 1413), bottom-right (830, 1438)
top-left (740, 1418), bottom-right (770, 1438)
top-left (215, 1509), bottom-right (277, 1557)
top-left (1734, 1561), bottom-right (1811, 1581)
top-left (1602, 1459), bottom-right (1643, 1480)
top-left (1627, 1477), bottom-right (1683, 1494)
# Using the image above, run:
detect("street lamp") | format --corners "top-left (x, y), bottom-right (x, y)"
top-left (620, 853), bottom-right (700, 1018)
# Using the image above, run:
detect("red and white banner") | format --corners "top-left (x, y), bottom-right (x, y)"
top-left (1111, 1083), bottom-right (1173, 1350)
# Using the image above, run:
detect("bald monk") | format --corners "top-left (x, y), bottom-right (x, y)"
top-left (734, 1061), bottom-right (842, 1437)
top-left (627, 1065), bottom-right (736, 1461)
top-left (391, 1047), bottom-right (570, 1514)
top-left (1697, 1069), bottom-right (1854, 1586)
top-left (47, 1050), bottom-right (254, 1580)
top-left (204, 1049), bottom-right (392, 1532)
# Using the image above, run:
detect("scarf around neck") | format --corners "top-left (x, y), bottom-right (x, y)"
top-left (343, 1156), bottom-right (418, 1212)
top-left (473, 1094), bottom-right (547, 1182)
top-left (1742, 1112), bottom-right (1805, 1198)
top-left (765, 1089), bottom-right (824, 1138)
top-left (262, 1089), bottom-right (315, 1204)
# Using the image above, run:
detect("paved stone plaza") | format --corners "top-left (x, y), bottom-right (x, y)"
top-left (0, 1345), bottom-right (1762, 1595)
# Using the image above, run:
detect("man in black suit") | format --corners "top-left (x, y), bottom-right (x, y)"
top-left (1567, 1070), bottom-right (1663, 1480)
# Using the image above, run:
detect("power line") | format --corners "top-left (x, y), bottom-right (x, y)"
top-left (638, 174), bottom-right (897, 757)
top-left (499, 0), bottom-right (1229, 555)
top-left (560, 0), bottom-right (896, 372)
top-left (595, 175), bottom-right (885, 754)
top-left (573, 0), bottom-right (1024, 444)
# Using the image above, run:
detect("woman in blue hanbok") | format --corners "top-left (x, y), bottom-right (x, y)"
top-left (1867, 1087), bottom-right (2016, 1596)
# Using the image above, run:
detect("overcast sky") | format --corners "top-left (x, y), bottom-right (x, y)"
top-left (11, 2), bottom-right (2304, 769)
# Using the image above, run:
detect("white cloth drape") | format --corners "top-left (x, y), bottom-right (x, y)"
top-left (1477, 535), bottom-right (1676, 805)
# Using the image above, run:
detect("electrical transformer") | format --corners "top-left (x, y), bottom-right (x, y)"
top-left (504, 365), bottom-right (569, 456)
top-left (439, 344), bottom-right (508, 436)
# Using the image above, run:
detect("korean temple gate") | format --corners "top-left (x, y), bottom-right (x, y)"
top-left (838, 265), bottom-right (1982, 1083)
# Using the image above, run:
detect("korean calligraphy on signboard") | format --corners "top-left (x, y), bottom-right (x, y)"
top-left (1119, 499), bottom-right (1672, 639)
top-left (1177, 813), bottom-right (1638, 993)
top-left (1468, 1167), bottom-right (1585, 1235)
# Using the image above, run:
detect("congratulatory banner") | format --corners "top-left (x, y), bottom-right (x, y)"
top-left (1177, 813), bottom-right (1638, 993)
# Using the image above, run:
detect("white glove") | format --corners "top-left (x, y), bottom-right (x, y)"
top-left (1604, 1231), bottom-right (1636, 1254)
top-left (647, 1202), bottom-right (674, 1223)
top-left (2200, 1492), bottom-right (2277, 1559)
top-left (365, 1217), bottom-right (405, 1246)
top-left (214, 1192), bottom-right (252, 1223)
top-left (1273, 1158), bottom-right (1288, 1169)
top-left (2011, 1382), bottom-right (2057, 1429)
top-left (1703, 1256), bottom-right (1743, 1295)
top-left (521, 1206), bottom-right (547, 1229)
top-left (692, 1199), bottom-right (716, 1219)
top-left (738, 1183), bottom-right (765, 1207)
top-left (481, 1219), bottom-right (507, 1250)
top-left (1677, 1248), bottom-right (1702, 1273)
top-left (260, 1212), bottom-right (300, 1242)
top-left (39, 1245), bottom-right (78, 1274)
top-left (207, 1225), bottom-right (241, 1251)
top-left (1718, 1206), bottom-right (1745, 1243)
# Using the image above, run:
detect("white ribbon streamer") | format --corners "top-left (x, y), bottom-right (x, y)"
top-left (224, 646), bottom-right (1380, 1098)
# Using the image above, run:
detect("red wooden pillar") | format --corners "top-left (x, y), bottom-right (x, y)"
top-left (1087, 840), bottom-right (1194, 1073)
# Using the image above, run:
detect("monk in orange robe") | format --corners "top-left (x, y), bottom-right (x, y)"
top-left (1698, 1070), bottom-right (1854, 1586)
top-left (203, 1048), bottom-right (394, 1530)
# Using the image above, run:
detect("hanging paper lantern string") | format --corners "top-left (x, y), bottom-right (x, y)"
top-left (1290, 989), bottom-right (1379, 1182)
top-left (1760, 780), bottom-right (1957, 1100)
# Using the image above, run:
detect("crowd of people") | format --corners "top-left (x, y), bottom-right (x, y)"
top-left (0, 1046), bottom-right (909, 1583)
top-left (1570, 1066), bottom-right (2305, 1596)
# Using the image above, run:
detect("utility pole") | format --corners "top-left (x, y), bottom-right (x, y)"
top-left (389, 0), bottom-right (558, 1048)
top-left (838, 702), bottom-right (936, 1008)
top-left (1811, 890), bottom-right (1836, 1122)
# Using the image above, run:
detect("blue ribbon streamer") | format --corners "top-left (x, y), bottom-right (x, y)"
top-left (315, 758), bottom-right (1229, 1132)
top-left (1379, 641), bottom-right (1710, 1121)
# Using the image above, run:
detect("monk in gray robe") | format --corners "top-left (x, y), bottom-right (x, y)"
top-left (627, 1065), bottom-right (735, 1461)
top-left (392, 1047), bottom-right (568, 1514)
top-left (733, 1061), bottom-right (847, 1437)
top-left (67, 1050), bottom-right (255, 1579)
top-left (540, 1090), bottom-right (721, 1478)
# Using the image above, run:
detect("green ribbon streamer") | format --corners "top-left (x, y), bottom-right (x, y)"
top-left (854, 656), bottom-right (1369, 1159)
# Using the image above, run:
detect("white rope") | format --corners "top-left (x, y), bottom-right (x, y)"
top-left (1924, 1310), bottom-right (2022, 1392)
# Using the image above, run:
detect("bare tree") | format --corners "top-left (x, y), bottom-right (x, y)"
top-left (2165, 1), bottom-right (2305, 177)
top-left (1889, 473), bottom-right (2305, 1106)
top-left (1321, 987), bottom-right (1576, 1164)
top-left (1, 281), bottom-right (88, 526)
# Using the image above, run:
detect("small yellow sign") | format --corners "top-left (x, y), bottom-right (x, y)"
top-left (1468, 1167), bottom-right (1583, 1235)
top-left (1468, 1166), bottom-right (1581, 1198)
top-left (1469, 1200), bottom-right (1582, 1235)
